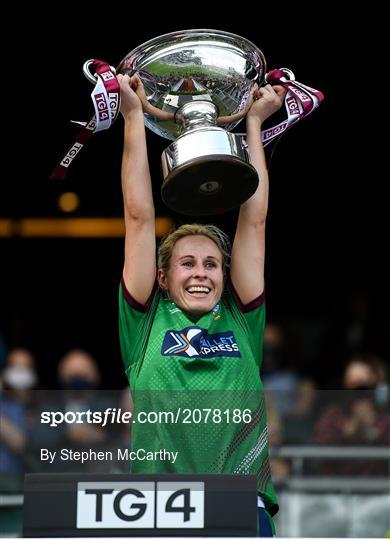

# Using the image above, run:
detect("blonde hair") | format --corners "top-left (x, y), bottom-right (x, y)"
top-left (158, 224), bottom-right (231, 274)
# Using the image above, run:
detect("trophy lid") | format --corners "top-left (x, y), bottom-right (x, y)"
top-left (116, 29), bottom-right (267, 140)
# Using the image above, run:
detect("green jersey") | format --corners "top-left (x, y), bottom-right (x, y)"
top-left (119, 277), bottom-right (278, 516)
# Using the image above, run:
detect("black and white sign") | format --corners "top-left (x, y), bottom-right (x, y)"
top-left (23, 473), bottom-right (257, 537)
top-left (76, 481), bottom-right (204, 529)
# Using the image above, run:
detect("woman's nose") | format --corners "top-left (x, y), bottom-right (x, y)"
top-left (193, 263), bottom-right (206, 277)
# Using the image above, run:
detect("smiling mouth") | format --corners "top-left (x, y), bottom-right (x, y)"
top-left (186, 286), bottom-right (211, 296)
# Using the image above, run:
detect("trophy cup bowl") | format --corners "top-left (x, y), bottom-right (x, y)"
top-left (116, 29), bottom-right (267, 215)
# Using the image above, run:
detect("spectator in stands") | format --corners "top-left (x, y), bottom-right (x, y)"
top-left (1, 348), bottom-right (37, 396)
top-left (0, 392), bottom-right (26, 484)
top-left (29, 349), bottom-right (113, 472)
top-left (314, 354), bottom-right (390, 475)
top-left (0, 348), bottom-right (37, 488)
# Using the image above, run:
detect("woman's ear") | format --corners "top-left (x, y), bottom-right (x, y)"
top-left (157, 268), bottom-right (168, 290)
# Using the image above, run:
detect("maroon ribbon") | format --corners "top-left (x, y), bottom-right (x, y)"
top-left (50, 60), bottom-right (120, 180)
top-left (261, 68), bottom-right (324, 146)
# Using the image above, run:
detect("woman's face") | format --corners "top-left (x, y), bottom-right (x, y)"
top-left (158, 235), bottom-right (224, 317)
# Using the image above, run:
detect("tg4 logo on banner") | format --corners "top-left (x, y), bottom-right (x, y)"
top-left (77, 481), bottom-right (204, 529)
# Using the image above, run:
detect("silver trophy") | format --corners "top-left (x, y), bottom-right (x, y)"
top-left (86, 30), bottom-right (267, 215)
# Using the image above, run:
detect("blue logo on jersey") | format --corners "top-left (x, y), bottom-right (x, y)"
top-left (162, 326), bottom-right (241, 358)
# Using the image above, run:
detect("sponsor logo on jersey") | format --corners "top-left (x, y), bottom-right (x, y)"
top-left (162, 327), bottom-right (240, 358)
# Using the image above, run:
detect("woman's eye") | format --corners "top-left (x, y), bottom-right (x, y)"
top-left (206, 262), bottom-right (217, 269)
top-left (182, 261), bottom-right (193, 267)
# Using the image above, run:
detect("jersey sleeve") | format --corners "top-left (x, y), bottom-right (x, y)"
top-left (225, 275), bottom-right (266, 369)
top-left (118, 277), bottom-right (159, 379)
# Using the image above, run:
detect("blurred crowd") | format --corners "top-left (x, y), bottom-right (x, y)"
top-left (1, 289), bottom-right (389, 491)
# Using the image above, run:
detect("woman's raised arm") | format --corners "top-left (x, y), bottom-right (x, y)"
top-left (119, 74), bottom-right (156, 304)
top-left (230, 84), bottom-right (286, 303)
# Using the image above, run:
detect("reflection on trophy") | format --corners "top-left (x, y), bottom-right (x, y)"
top-left (116, 29), bottom-right (267, 216)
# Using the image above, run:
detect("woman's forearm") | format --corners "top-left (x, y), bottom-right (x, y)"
top-left (121, 110), bottom-right (154, 220)
top-left (241, 116), bottom-right (269, 223)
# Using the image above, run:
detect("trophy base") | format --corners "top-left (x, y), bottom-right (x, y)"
top-left (161, 155), bottom-right (259, 215)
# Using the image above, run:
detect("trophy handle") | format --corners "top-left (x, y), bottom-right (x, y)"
top-left (83, 59), bottom-right (116, 84)
top-left (265, 67), bottom-right (295, 83)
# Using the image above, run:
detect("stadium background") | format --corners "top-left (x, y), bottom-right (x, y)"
top-left (1, 12), bottom-right (386, 387)
top-left (1, 9), bottom-right (389, 538)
